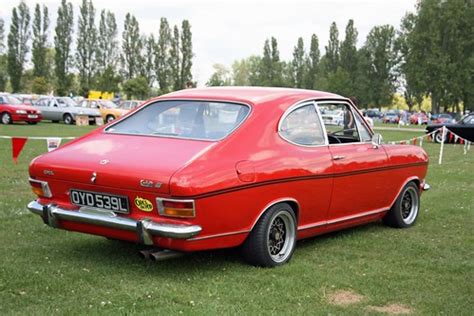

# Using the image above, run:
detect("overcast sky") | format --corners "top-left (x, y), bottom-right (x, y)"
top-left (1, 0), bottom-right (417, 86)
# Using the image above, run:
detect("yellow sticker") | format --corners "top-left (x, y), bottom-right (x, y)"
top-left (134, 197), bottom-right (154, 212)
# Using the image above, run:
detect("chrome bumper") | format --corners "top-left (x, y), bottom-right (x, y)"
top-left (27, 200), bottom-right (202, 245)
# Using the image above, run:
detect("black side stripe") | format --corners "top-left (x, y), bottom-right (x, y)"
top-left (173, 161), bottom-right (428, 199)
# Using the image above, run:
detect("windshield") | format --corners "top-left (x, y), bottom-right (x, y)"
top-left (6, 96), bottom-right (23, 105)
top-left (106, 100), bottom-right (250, 141)
top-left (57, 97), bottom-right (78, 107)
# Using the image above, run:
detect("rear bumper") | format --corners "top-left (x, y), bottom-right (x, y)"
top-left (27, 200), bottom-right (202, 245)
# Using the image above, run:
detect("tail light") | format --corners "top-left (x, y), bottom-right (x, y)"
top-left (157, 198), bottom-right (195, 218)
top-left (29, 178), bottom-right (52, 198)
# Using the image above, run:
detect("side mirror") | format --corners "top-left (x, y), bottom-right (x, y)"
top-left (371, 133), bottom-right (383, 148)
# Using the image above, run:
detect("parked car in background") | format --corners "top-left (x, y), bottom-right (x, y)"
top-left (27, 87), bottom-right (429, 267)
top-left (431, 113), bottom-right (455, 124)
top-left (321, 108), bottom-right (344, 126)
top-left (34, 97), bottom-right (101, 124)
top-left (426, 113), bottom-right (474, 143)
top-left (410, 112), bottom-right (428, 125)
top-left (0, 94), bottom-right (42, 124)
top-left (383, 111), bottom-right (400, 124)
top-left (80, 99), bottom-right (129, 123)
top-left (119, 100), bottom-right (143, 111)
top-left (364, 109), bottom-right (382, 119)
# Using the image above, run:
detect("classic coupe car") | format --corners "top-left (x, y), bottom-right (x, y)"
top-left (34, 97), bottom-right (101, 124)
top-left (80, 99), bottom-right (128, 123)
top-left (27, 87), bottom-right (430, 267)
top-left (0, 94), bottom-right (43, 124)
top-left (427, 113), bottom-right (474, 143)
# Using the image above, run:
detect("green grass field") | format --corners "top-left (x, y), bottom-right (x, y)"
top-left (0, 122), bottom-right (472, 315)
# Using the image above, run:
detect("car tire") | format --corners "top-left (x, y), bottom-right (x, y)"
top-left (1, 112), bottom-right (12, 124)
top-left (241, 203), bottom-right (297, 267)
top-left (52, 120), bottom-right (59, 123)
top-left (434, 131), bottom-right (446, 143)
top-left (63, 114), bottom-right (73, 125)
top-left (27, 122), bottom-right (38, 125)
top-left (106, 115), bottom-right (115, 123)
top-left (383, 182), bottom-right (420, 228)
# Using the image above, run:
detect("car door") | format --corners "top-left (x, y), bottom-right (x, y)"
top-left (35, 99), bottom-right (54, 120)
top-left (317, 101), bottom-right (389, 224)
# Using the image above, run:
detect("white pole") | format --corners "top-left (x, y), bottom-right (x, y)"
top-left (439, 126), bottom-right (446, 165)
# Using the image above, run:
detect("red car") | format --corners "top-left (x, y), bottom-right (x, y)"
top-left (0, 94), bottom-right (43, 124)
top-left (27, 88), bottom-right (429, 267)
top-left (410, 112), bottom-right (428, 125)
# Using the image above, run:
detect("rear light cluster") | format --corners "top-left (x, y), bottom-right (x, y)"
top-left (157, 198), bottom-right (195, 218)
top-left (29, 178), bottom-right (52, 198)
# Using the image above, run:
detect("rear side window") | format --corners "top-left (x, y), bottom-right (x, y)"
top-left (106, 100), bottom-right (250, 141)
top-left (279, 104), bottom-right (325, 146)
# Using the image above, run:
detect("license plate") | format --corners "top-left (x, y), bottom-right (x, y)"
top-left (28, 114), bottom-right (38, 118)
top-left (70, 189), bottom-right (129, 213)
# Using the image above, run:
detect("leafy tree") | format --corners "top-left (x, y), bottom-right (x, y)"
top-left (32, 4), bottom-right (49, 79)
top-left (76, 0), bottom-right (97, 95)
top-left (96, 10), bottom-right (118, 81)
top-left (155, 18), bottom-right (171, 93)
top-left (325, 22), bottom-right (340, 73)
top-left (121, 13), bottom-right (142, 80)
top-left (259, 37), bottom-right (282, 86)
top-left (31, 76), bottom-right (49, 94)
top-left (339, 19), bottom-right (358, 95)
top-left (364, 25), bottom-right (398, 108)
top-left (169, 25), bottom-right (181, 90)
top-left (304, 34), bottom-right (320, 89)
top-left (231, 58), bottom-right (251, 86)
top-left (54, 0), bottom-right (74, 95)
top-left (247, 55), bottom-right (262, 86)
top-left (291, 37), bottom-right (305, 88)
top-left (0, 17), bottom-right (7, 91)
top-left (270, 37), bottom-right (283, 86)
top-left (140, 35), bottom-right (155, 87)
top-left (180, 20), bottom-right (193, 89)
top-left (123, 76), bottom-right (149, 99)
top-left (206, 63), bottom-right (231, 86)
top-left (7, 1), bottom-right (30, 92)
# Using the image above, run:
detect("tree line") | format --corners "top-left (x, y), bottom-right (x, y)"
top-left (0, 0), bottom-right (194, 99)
top-left (207, 0), bottom-right (473, 113)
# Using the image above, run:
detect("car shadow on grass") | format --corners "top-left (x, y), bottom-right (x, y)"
top-left (58, 220), bottom-right (388, 273)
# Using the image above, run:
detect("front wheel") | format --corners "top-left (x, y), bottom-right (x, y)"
top-left (434, 131), bottom-right (446, 143)
top-left (106, 115), bottom-right (115, 123)
top-left (1, 112), bottom-right (12, 124)
top-left (383, 182), bottom-right (420, 228)
top-left (242, 203), bottom-right (297, 267)
top-left (27, 121), bottom-right (38, 125)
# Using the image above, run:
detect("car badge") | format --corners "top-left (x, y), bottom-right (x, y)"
top-left (99, 159), bottom-right (110, 165)
top-left (135, 197), bottom-right (154, 212)
top-left (91, 172), bottom-right (97, 184)
top-left (43, 170), bottom-right (55, 176)
top-left (140, 179), bottom-right (162, 189)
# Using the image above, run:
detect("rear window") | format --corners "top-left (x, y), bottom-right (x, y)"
top-left (106, 100), bottom-right (250, 141)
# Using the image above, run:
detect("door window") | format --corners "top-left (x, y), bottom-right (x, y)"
top-left (279, 104), bottom-right (325, 146)
top-left (319, 103), bottom-right (361, 144)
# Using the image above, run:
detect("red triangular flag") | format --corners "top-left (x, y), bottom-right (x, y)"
top-left (449, 132), bottom-right (454, 142)
top-left (460, 138), bottom-right (464, 145)
top-left (12, 137), bottom-right (28, 164)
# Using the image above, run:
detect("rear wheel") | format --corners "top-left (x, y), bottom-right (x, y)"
top-left (106, 115), bottom-right (115, 123)
top-left (1, 112), bottom-right (12, 124)
top-left (434, 131), bottom-right (446, 143)
top-left (242, 203), bottom-right (297, 267)
top-left (383, 182), bottom-right (420, 228)
top-left (27, 121), bottom-right (38, 125)
top-left (63, 114), bottom-right (73, 125)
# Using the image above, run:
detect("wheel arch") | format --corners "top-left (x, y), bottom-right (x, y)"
top-left (389, 176), bottom-right (420, 209)
top-left (250, 198), bottom-right (300, 231)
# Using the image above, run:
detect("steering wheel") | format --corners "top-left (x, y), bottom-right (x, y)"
top-left (327, 134), bottom-right (341, 144)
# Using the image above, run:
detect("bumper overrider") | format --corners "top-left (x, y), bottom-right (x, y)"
top-left (27, 200), bottom-right (202, 245)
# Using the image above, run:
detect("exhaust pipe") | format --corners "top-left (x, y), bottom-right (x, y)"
top-left (138, 248), bottom-right (183, 261)
top-left (149, 249), bottom-right (183, 261)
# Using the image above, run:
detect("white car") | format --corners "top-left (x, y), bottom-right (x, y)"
top-left (322, 110), bottom-right (344, 126)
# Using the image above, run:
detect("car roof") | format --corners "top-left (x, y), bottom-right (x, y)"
top-left (157, 87), bottom-right (344, 106)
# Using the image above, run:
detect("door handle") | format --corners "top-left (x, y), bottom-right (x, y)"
top-left (333, 155), bottom-right (345, 160)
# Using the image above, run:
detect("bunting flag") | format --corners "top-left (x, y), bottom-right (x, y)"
top-left (46, 138), bottom-right (62, 152)
top-left (11, 137), bottom-right (28, 164)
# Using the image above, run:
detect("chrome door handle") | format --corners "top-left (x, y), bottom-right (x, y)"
top-left (333, 155), bottom-right (345, 160)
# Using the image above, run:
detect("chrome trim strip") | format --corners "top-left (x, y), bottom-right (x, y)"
top-left (326, 208), bottom-right (387, 225)
top-left (189, 229), bottom-right (250, 241)
top-left (250, 197), bottom-right (301, 231)
top-left (27, 200), bottom-right (201, 242)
